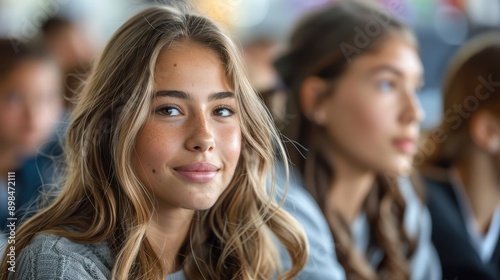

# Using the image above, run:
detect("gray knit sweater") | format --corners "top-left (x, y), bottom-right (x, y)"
top-left (8, 233), bottom-right (186, 280)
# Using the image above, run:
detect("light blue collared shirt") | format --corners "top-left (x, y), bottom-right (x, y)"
top-left (350, 176), bottom-right (442, 280)
top-left (274, 164), bottom-right (346, 280)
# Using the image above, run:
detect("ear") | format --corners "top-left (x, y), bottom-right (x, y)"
top-left (299, 76), bottom-right (328, 125)
top-left (470, 111), bottom-right (500, 154)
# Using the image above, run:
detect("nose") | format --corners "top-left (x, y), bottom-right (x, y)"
top-left (185, 113), bottom-right (215, 153)
top-left (400, 90), bottom-right (425, 125)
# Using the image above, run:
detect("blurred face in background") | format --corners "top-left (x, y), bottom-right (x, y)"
top-left (0, 59), bottom-right (62, 156)
top-left (46, 24), bottom-right (95, 72)
top-left (317, 35), bottom-right (424, 175)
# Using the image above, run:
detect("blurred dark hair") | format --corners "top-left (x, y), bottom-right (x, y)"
top-left (275, 1), bottom-right (419, 279)
top-left (425, 32), bottom-right (500, 166)
top-left (41, 16), bottom-right (74, 37)
top-left (0, 38), bottom-right (55, 81)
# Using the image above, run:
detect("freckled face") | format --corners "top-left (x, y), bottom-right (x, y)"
top-left (132, 41), bottom-right (242, 211)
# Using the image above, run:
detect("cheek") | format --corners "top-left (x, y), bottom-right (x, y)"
top-left (352, 101), bottom-right (393, 137)
top-left (0, 109), bottom-right (20, 126)
top-left (134, 124), bottom-right (179, 175)
top-left (217, 126), bottom-right (242, 166)
top-left (38, 103), bottom-right (63, 130)
top-left (0, 108), bottom-right (25, 137)
top-left (326, 93), bottom-right (391, 141)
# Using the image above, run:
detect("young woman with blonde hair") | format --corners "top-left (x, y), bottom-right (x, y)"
top-left (274, 1), bottom-right (440, 279)
top-left (0, 5), bottom-right (307, 280)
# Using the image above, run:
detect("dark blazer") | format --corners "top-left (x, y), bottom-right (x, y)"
top-left (421, 165), bottom-right (500, 280)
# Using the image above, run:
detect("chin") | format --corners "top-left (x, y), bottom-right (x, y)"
top-left (392, 157), bottom-right (414, 176)
top-left (182, 195), bottom-right (220, 211)
top-left (20, 144), bottom-right (38, 156)
top-left (378, 157), bottom-right (413, 177)
top-left (397, 166), bottom-right (413, 177)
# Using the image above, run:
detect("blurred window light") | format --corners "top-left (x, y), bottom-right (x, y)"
top-left (231, 0), bottom-right (269, 28)
top-left (466, 0), bottom-right (500, 26)
top-left (196, 0), bottom-right (269, 29)
top-left (434, 3), bottom-right (468, 45)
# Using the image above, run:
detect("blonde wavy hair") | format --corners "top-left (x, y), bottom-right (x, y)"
top-left (0, 5), bottom-right (307, 280)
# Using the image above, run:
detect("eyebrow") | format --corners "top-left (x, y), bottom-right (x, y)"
top-left (208, 91), bottom-right (235, 102)
top-left (367, 65), bottom-right (404, 77)
top-left (154, 90), bottom-right (235, 101)
top-left (155, 90), bottom-right (190, 99)
top-left (366, 65), bottom-right (424, 86)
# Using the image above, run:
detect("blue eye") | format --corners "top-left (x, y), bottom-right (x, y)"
top-left (378, 80), bottom-right (395, 92)
top-left (156, 106), bottom-right (181, 116)
top-left (214, 106), bottom-right (234, 117)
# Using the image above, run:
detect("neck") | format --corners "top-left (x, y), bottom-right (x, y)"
top-left (455, 149), bottom-right (500, 234)
top-left (326, 153), bottom-right (375, 224)
top-left (146, 207), bottom-right (194, 275)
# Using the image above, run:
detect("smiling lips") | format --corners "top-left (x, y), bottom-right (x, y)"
top-left (173, 162), bottom-right (219, 183)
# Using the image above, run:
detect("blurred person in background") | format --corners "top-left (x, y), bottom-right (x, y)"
top-left (0, 39), bottom-right (64, 234)
top-left (40, 16), bottom-right (96, 109)
top-left (274, 1), bottom-right (441, 279)
top-left (242, 37), bottom-right (288, 128)
top-left (242, 32), bottom-right (347, 280)
top-left (420, 32), bottom-right (500, 280)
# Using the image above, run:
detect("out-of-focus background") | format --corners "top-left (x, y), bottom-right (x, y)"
top-left (0, 0), bottom-right (499, 127)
